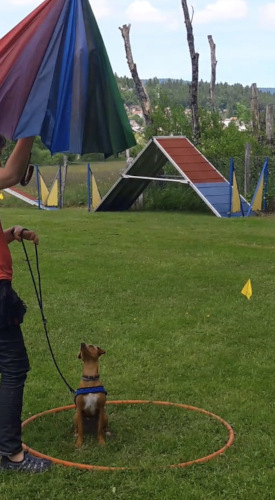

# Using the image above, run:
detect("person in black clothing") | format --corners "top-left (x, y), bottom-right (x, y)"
top-left (0, 135), bottom-right (51, 473)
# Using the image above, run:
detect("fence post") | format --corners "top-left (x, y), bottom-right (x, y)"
top-left (244, 143), bottom-right (251, 196)
top-left (266, 104), bottom-right (274, 145)
top-left (263, 158), bottom-right (269, 212)
top-left (60, 155), bottom-right (68, 208)
top-left (87, 163), bottom-right (91, 212)
top-left (35, 165), bottom-right (41, 210)
top-left (57, 165), bottom-right (61, 208)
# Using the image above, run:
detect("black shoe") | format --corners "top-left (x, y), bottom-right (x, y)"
top-left (1, 452), bottom-right (52, 473)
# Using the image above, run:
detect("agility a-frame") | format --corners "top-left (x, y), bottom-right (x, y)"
top-left (96, 136), bottom-right (251, 217)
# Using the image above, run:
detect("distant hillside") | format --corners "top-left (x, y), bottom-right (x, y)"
top-left (148, 83), bottom-right (275, 94)
top-left (144, 82), bottom-right (275, 96)
top-left (116, 75), bottom-right (275, 115)
top-left (259, 88), bottom-right (275, 94)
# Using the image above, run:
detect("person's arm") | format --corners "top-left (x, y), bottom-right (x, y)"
top-left (4, 226), bottom-right (39, 245)
top-left (0, 137), bottom-right (34, 189)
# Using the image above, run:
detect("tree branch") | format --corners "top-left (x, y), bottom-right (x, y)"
top-left (119, 24), bottom-right (152, 126)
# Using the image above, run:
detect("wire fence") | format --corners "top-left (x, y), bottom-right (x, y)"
top-left (1, 155), bottom-right (275, 211)
top-left (0, 161), bottom-right (125, 209)
top-left (208, 155), bottom-right (275, 200)
top-left (145, 155), bottom-right (275, 211)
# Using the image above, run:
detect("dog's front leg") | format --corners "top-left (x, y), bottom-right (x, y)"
top-left (74, 408), bottom-right (84, 447)
top-left (97, 407), bottom-right (107, 445)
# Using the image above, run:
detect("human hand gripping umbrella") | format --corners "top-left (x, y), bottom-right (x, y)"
top-left (0, 0), bottom-right (136, 157)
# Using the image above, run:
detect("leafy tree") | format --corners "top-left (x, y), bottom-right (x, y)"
top-left (236, 103), bottom-right (252, 126)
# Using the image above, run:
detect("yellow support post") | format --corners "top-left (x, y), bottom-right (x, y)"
top-left (46, 178), bottom-right (58, 207)
top-left (91, 174), bottom-right (101, 210)
top-left (39, 174), bottom-right (49, 205)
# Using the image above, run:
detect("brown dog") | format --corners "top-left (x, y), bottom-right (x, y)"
top-left (74, 342), bottom-right (108, 447)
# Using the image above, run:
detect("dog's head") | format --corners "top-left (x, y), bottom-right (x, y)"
top-left (78, 342), bottom-right (106, 362)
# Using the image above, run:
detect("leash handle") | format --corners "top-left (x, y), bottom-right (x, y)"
top-left (21, 237), bottom-right (75, 395)
top-left (20, 230), bottom-right (43, 313)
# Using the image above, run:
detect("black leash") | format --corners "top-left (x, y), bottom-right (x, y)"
top-left (21, 232), bottom-right (75, 395)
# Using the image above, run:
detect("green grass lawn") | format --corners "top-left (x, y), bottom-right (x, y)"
top-left (0, 208), bottom-right (274, 499)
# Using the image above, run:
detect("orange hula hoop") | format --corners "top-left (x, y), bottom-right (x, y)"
top-left (22, 400), bottom-right (234, 471)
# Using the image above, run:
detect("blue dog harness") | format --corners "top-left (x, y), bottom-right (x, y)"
top-left (74, 386), bottom-right (107, 403)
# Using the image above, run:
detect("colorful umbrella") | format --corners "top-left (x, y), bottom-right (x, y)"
top-left (0, 0), bottom-right (136, 157)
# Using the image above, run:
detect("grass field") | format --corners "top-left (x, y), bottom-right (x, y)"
top-left (0, 207), bottom-right (274, 499)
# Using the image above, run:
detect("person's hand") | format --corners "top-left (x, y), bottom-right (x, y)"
top-left (13, 226), bottom-right (39, 245)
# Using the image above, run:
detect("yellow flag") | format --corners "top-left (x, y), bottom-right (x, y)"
top-left (252, 175), bottom-right (264, 211)
top-left (91, 174), bottom-right (101, 210)
top-left (232, 171), bottom-right (241, 213)
top-left (0, 192), bottom-right (3, 200)
top-left (47, 178), bottom-right (58, 207)
top-left (241, 279), bottom-right (252, 300)
top-left (39, 174), bottom-right (49, 205)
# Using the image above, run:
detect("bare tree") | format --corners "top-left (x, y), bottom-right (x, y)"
top-left (266, 104), bottom-right (274, 145)
top-left (181, 0), bottom-right (200, 141)
top-left (251, 83), bottom-right (260, 132)
top-left (208, 35), bottom-right (217, 111)
top-left (119, 24), bottom-right (152, 126)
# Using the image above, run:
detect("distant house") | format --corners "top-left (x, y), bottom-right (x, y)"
top-left (128, 105), bottom-right (144, 119)
top-left (130, 120), bottom-right (143, 132)
top-left (223, 117), bottom-right (247, 131)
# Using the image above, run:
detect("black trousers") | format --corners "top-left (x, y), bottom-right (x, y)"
top-left (0, 280), bottom-right (29, 456)
top-left (0, 325), bottom-right (30, 456)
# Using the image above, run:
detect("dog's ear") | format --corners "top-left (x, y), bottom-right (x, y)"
top-left (97, 347), bottom-right (106, 356)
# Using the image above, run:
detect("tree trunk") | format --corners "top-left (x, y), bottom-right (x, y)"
top-left (251, 83), bottom-right (260, 132)
top-left (181, 0), bottom-right (200, 142)
top-left (208, 35), bottom-right (217, 111)
top-left (266, 103), bottom-right (274, 145)
top-left (119, 24), bottom-right (152, 126)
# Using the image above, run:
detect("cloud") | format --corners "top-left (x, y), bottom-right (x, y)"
top-left (8, 0), bottom-right (39, 5)
top-left (259, 3), bottom-right (275, 28)
top-left (90, 0), bottom-right (111, 19)
top-left (126, 1), bottom-right (180, 30)
top-left (194, 0), bottom-right (248, 24)
top-left (127, 1), bottom-right (166, 23)
top-left (5, 0), bottom-right (111, 17)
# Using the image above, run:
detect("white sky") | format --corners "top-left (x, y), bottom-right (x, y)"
top-left (0, 0), bottom-right (274, 87)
